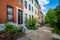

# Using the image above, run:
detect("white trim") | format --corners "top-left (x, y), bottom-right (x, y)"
top-left (16, 7), bottom-right (23, 26)
top-left (16, 7), bottom-right (23, 11)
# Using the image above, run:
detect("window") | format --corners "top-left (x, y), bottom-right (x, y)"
top-left (7, 6), bottom-right (13, 22)
top-left (25, 1), bottom-right (27, 9)
top-left (32, 15), bottom-right (34, 19)
top-left (32, 7), bottom-right (33, 12)
top-left (25, 13), bottom-right (27, 24)
top-left (35, 10), bottom-right (37, 14)
top-left (18, 0), bottom-right (22, 3)
top-left (29, 4), bottom-right (31, 10)
top-left (35, 3), bottom-right (36, 7)
top-left (18, 9), bottom-right (23, 24)
top-left (29, 15), bottom-right (31, 18)
top-left (32, 0), bottom-right (33, 3)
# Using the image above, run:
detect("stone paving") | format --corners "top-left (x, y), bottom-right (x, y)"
top-left (17, 26), bottom-right (53, 40)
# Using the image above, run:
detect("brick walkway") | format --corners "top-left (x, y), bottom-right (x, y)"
top-left (17, 26), bottom-right (53, 40)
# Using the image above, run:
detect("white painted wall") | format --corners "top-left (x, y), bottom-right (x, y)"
top-left (23, 0), bottom-right (38, 24)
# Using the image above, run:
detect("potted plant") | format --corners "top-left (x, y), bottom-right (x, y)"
top-left (0, 30), bottom-right (11, 40)
top-left (0, 31), bottom-right (5, 40)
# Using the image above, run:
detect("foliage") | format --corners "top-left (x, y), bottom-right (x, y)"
top-left (4, 23), bottom-right (23, 36)
top-left (55, 0), bottom-right (60, 30)
top-left (52, 27), bottom-right (60, 35)
top-left (46, 0), bottom-right (60, 34)
top-left (17, 26), bottom-right (23, 32)
top-left (4, 23), bottom-right (14, 32)
top-left (11, 27), bottom-right (19, 36)
top-left (11, 26), bottom-right (23, 36)
top-left (27, 17), bottom-right (37, 30)
top-left (45, 9), bottom-right (57, 27)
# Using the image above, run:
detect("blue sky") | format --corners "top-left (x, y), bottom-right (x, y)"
top-left (38, 0), bottom-right (59, 15)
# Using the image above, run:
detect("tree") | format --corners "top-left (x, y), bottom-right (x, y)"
top-left (45, 9), bottom-right (57, 27)
top-left (55, 0), bottom-right (60, 30)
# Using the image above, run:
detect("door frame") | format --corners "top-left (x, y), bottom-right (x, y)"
top-left (16, 7), bottom-right (23, 25)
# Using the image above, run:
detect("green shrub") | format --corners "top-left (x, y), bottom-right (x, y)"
top-left (27, 17), bottom-right (37, 30)
top-left (4, 22), bottom-right (23, 36)
top-left (11, 27), bottom-right (19, 36)
top-left (11, 26), bottom-right (23, 36)
top-left (4, 23), bottom-right (14, 32)
top-left (18, 26), bottom-right (23, 32)
top-left (52, 27), bottom-right (60, 35)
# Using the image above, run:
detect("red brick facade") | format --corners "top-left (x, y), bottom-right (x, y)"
top-left (38, 5), bottom-right (41, 22)
top-left (0, 0), bottom-right (23, 24)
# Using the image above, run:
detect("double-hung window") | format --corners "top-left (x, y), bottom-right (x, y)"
top-left (25, 1), bottom-right (27, 9)
top-left (32, 0), bottom-right (33, 3)
top-left (29, 4), bottom-right (31, 10)
top-left (32, 15), bottom-right (34, 19)
top-left (7, 6), bottom-right (13, 22)
top-left (25, 13), bottom-right (27, 24)
top-left (32, 7), bottom-right (33, 12)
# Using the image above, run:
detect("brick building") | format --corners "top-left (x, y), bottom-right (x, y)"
top-left (0, 0), bottom-right (23, 25)
top-left (38, 5), bottom-right (41, 22)
top-left (0, 0), bottom-right (41, 30)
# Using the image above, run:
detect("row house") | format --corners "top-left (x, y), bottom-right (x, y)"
top-left (37, 5), bottom-right (45, 26)
top-left (0, 0), bottom-right (24, 30)
top-left (38, 5), bottom-right (41, 22)
top-left (40, 12), bottom-right (45, 24)
top-left (23, 0), bottom-right (39, 24)
top-left (0, 0), bottom-right (40, 30)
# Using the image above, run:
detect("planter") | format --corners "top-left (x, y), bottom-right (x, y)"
top-left (0, 31), bottom-right (11, 40)
top-left (11, 34), bottom-right (17, 40)
top-left (17, 32), bottom-right (25, 39)
top-left (0, 33), bottom-right (5, 40)
top-left (18, 32), bottom-right (24, 37)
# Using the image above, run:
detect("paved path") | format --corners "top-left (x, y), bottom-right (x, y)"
top-left (17, 26), bottom-right (53, 40)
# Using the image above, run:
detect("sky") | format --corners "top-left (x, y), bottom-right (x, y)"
top-left (38, 0), bottom-right (59, 15)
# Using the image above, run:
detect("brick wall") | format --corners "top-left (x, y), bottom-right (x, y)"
top-left (38, 5), bottom-right (41, 22)
top-left (0, 0), bottom-right (23, 24)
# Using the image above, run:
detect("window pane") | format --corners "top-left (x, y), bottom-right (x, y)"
top-left (32, 15), bottom-right (34, 19)
top-left (32, 7), bottom-right (33, 12)
top-left (29, 4), bottom-right (31, 10)
top-left (8, 7), bottom-right (13, 15)
top-left (18, 0), bottom-right (22, 3)
top-left (7, 6), bottom-right (13, 22)
top-left (32, 0), bottom-right (33, 3)
top-left (25, 13), bottom-right (27, 24)
top-left (18, 10), bottom-right (23, 24)
top-left (25, 1), bottom-right (27, 9)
